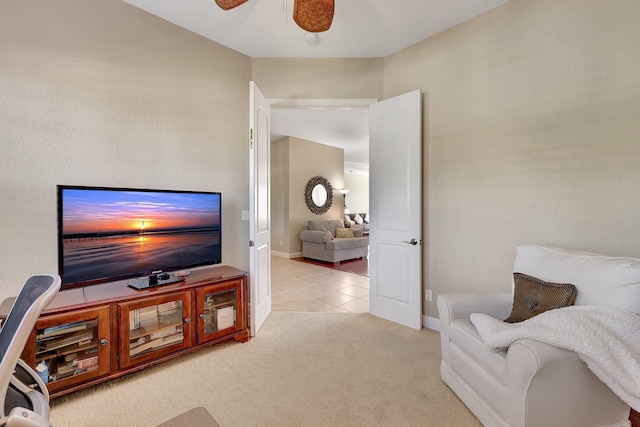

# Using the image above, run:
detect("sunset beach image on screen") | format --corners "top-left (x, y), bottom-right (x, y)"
top-left (58, 186), bottom-right (222, 288)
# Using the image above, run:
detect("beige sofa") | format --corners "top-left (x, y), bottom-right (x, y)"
top-left (438, 244), bottom-right (639, 427)
top-left (299, 219), bottom-right (368, 264)
top-left (345, 213), bottom-right (369, 234)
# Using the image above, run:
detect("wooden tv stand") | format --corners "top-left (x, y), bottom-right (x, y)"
top-left (18, 265), bottom-right (249, 398)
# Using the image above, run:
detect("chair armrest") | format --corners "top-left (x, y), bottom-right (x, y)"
top-left (437, 293), bottom-right (512, 364)
top-left (437, 293), bottom-right (512, 325)
top-left (507, 339), bottom-right (630, 426)
top-left (300, 230), bottom-right (331, 244)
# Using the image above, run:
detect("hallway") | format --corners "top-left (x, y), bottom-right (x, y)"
top-left (271, 256), bottom-right (369, 313)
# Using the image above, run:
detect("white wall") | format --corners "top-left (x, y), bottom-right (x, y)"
top-left (0, 0), bottom-right (251, 300)
top-left (344, 173), bottom-right (369, 214)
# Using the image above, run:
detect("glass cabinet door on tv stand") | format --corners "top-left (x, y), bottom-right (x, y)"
top-left (195, 279), bottom-right (244, 344)
top-left (25, 307), bottom-right (111, 394)
top-left (118, 291), bottom-right (192, 368)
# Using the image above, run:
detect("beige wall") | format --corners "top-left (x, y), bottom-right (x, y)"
top-left (271, 137), bottom-right (345, 255)
top-left (271, 137), bottom-right (291, 254)
top-left (0, 0), bottom-right (251, 300)
top-left (3, 0), bottom-right (639, 323)
top-left (383, 0), bottom-right (640, 317)
top-left (251, 58), bottom-right (384, 100)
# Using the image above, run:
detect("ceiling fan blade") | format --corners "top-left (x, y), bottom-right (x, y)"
top-left (215, 0), bottom-right (249, 10)
top-left (293, 0), bottom-right (335, 33)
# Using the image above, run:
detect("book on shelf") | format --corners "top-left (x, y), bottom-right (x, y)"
top-left (51, 369), bottom-right (75, 382)
top-left (37, 320), bottom-right (97, 340)
top-left (157, 301), bottom-right (180, 315)
top-left (148, 324), bottom-right (181, 340)
top-left (37, 330), bottom-right (94, 353)
top-left (216, 305), bottom-right (235, 330)
top-left (55, 352), bottom-right (99, 377)
top-left (158, 301), bottom-right (182, 324)
top-left (130, 338), bottom-right (162, 356)
top-left (56, 360), bottom-right (76, 376)
top-left (159, 333), bottom-right (184, 347)
top-left (139, 306), bottom-right (159, 325)
top-left (130, 305), bottom-right (160, 330)
top-left (130, 332), bottom-right (184, 357)
top-left (206, 298), bottom-right (235, 310)
top-left (77, 352), bottom-right (99, 371)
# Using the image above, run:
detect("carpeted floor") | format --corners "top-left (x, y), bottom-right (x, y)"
top-left (293, 257), bottom-right (369, 277)
top-left (49, 312), bottom-right (479, 427)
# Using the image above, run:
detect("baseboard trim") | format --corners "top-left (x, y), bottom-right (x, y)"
top-left (423, 315), bottom-right (440, 332)
top-left (271, 251), bottom-right (303, 259)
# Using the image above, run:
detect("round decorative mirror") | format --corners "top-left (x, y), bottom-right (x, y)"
top-left (305, 176), bottom-right (333, 215)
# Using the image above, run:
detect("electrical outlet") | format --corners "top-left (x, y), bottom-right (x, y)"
top-left (425, 289), bottom-right (433, 302)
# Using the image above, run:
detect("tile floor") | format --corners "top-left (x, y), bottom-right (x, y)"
top-left (271, 256), bottom-right (370, 313)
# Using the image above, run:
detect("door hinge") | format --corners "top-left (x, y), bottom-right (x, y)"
top-left (250, 129), bottom-right (253, 149)
top-left (249, 240), bottom-right (255, 247)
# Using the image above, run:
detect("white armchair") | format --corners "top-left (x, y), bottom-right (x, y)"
top-left (438, 244), bottom-right (639, 427)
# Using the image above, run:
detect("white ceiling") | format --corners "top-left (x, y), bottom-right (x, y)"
top-left (270, 100), bottom-right (373, 174)
top-left (123, 0), bottom-right (510, 173)
top-left (123, 0), bottom-right (509, 58)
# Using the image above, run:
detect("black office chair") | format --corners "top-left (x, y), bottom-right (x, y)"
top-left (0, 275), bottom-right (61, 427)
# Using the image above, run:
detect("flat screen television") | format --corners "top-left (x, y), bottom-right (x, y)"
top-left (57, 185), bottom-right (222, 290)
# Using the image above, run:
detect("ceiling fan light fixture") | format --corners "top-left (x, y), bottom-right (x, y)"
top-left (293, 0), bottom-right (335, 33)
top-left (215, 0), bottom-right (248, 10)
top-left (305, 32), bottom-right (319, 44)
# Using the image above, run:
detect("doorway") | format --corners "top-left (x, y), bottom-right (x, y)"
top-left (269, 97), bottom-right (374, 252)
top-left (268, 98), bottom-right (373, 314)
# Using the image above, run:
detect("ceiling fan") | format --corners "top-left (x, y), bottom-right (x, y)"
top-left (215, 0), bottom-right (335, 33)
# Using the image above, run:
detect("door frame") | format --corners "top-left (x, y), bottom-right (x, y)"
top-left (264, 95), bottom-right (423, 329)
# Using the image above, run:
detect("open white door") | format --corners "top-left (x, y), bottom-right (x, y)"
top-left (249, 81), bottom-right (271, 335)
top-left (369, 90), bottom-right (422, 330)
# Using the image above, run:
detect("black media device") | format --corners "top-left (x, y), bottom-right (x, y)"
top-left (126, 272), bottom-right (182, 290)
top-left (57, 185), bottom-right (222, 290)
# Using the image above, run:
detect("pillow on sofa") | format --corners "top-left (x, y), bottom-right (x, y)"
top-left (354, 214), bottom-right (364, 225)
top-left (505, 273), bottom-right (577, 323)
top-left (336, 228), bottom-right (354, 238)
top-left (514, 244), bottom-right (640, 315)
top-left (308, 219), bottom-right (344, 237)
top-left (323, 229), bottom-right (334, 240)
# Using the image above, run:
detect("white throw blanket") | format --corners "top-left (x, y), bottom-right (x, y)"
top-left (470, 305), bottom-right (640, 411)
